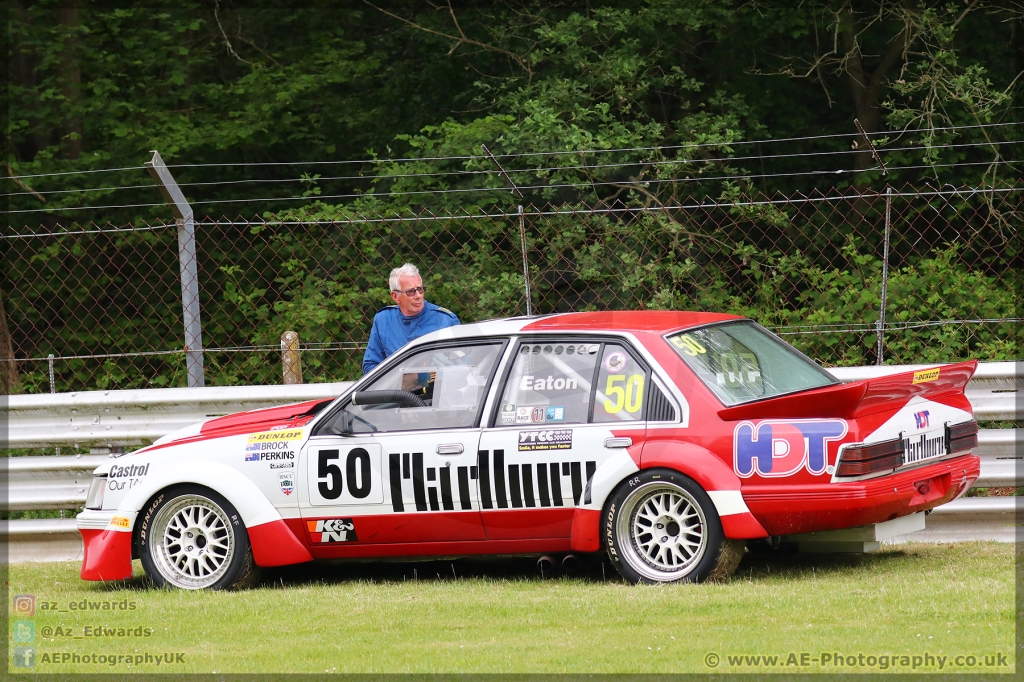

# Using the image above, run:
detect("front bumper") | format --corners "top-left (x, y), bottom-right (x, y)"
top-left (742, 454), bottom-right (980, 536)
top-left (77, 510), bottom-right (134, 581)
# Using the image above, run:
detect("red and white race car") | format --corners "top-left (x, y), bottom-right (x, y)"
top-left (77, 312), bottom-right (980, 589)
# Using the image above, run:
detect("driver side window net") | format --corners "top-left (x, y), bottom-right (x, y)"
top-left (331, 343), bottom-right (502, 433)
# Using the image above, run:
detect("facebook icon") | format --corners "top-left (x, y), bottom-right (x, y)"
top-left (13, 646), bottom-right (35, 668)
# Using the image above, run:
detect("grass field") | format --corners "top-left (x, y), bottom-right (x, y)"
top-left (6, 543), bottom-right (1016, 674)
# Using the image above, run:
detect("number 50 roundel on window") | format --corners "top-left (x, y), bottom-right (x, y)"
top-left (308, 445), bottom-right (384, 505)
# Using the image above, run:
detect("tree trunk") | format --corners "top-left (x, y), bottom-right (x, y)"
top-left (0, 288), bottom-right (21, 395)
top-left (838, 2), bottom-right (914, 174)
top-left (56, 2), bottom-right (83, 160)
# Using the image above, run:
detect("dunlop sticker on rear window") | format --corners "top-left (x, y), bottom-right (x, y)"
top-left (912, 368), bottom-right (940, 384)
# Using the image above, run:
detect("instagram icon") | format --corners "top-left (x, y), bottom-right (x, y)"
top-left (12, 594), bottom-right (35, 616)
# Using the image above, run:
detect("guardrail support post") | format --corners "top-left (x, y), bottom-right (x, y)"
top-left (281, 331), bottom-right (303, 384)
top-left (146, 150), bottom-right (205, 387)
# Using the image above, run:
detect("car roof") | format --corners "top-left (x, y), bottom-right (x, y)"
top-left (408, 310), bottom-right (745, 346)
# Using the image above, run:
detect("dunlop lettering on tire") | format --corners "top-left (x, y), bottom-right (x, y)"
top-left (136, 493), bottom-right (164, 545)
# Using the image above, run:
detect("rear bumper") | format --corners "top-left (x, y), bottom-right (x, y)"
top-left (742, 455), bottom-right (980, 536)
top-left (77, 510), bottom-right (133, 581)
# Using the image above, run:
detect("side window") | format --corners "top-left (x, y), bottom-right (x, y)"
top-left (496, 342), bottom-right (600, 426)
top-left (593, 344), bottom-right (647, 423)
top-left (324, 343), bottom-right (502, 434)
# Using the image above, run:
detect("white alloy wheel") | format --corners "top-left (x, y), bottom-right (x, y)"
top-left (148, 494), bottom-right (236, 589)
top-left (617, 481), bottom-right (708, 581)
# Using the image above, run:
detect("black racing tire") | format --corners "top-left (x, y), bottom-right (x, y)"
top-left (137, 485), bottom-right (257, 590)
top-left (603, 468), bottom-right (743, 584)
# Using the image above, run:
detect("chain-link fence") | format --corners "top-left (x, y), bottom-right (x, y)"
top-left (2, 183), bottom-right (1020, 393)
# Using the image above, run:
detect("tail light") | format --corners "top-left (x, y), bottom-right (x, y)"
top-left (836, 437), bottom-right (905, 477)
top-left (946, 420), bottom-right (978, 454)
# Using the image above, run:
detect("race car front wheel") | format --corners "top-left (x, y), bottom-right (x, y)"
top-left (138, 486), bottom-right (256, 590)
top-left (603, 469), bottom-right (743, 584)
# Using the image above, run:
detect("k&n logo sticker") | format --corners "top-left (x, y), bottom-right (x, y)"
top-left (307, 518), bottom-right (357, 543)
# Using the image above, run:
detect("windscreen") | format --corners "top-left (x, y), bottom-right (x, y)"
top-left (666, 321), bottom-right (838, 406)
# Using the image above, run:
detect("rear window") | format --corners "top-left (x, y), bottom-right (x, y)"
top-left (666, 321), bottom-right (838, 406)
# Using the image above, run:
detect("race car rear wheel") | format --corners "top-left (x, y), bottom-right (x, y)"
top-left (604, 469), bottom-right (742, 584)
top-left (138, 486), bottom-right (255, 590)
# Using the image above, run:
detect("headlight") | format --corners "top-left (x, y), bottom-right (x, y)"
top-left (85, 476), bottom-right (107, 510)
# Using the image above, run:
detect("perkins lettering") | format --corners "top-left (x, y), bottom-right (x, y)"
top-left (260, 451), bottom-right (295, 461)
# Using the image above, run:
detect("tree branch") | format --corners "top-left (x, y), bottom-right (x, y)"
top-left (214, 0), bottom-right (252, 66)
top-left (4, 163), bottom-right (45, 203)
top-left (362, 1), bottom-right (532, 78)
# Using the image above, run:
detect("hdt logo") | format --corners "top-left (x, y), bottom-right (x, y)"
top-left (914, 410), bottom-right (930, 429)
top-left (734, 419), bottom-right (848, 478)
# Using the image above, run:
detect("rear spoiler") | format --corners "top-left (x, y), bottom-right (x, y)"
top-left (717, 360), bottom-right (978, 421)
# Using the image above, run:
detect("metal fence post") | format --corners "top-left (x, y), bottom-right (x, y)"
top-left (518, 205), bottom-right (532, 316)
top-left (281, 331), bottom-right (303, 384)
top-left (876, 185), bottom-right (893, 365)
top-left (145, 150), bottom-right (205, 387)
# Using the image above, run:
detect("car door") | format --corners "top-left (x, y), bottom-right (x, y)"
top-left (299, 340), bottom-right (506, 551)
top-left (477, 338), bottom-right (649, 540)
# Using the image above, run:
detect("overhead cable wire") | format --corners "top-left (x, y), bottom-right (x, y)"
top-left (771, 317), bottom-right (1023, 335)
top-left (0, 166), bottom-right (884, 213)
top-left (4, 157), bottom-right (1019, 216)
top-left (0, 223), bottom-right (177, 239)
top-left (17, 184), bottom-right (1010, 232)
top-left (6, 137), bottom-right (1015, 200)
top-left (4, 166), bottom-right (147, 181)
top-left (3, 121), bottom-right (1018, 182)
top-left (149, 121), bottom-right (1022, 169)
top-left (5, 137), bottom-right (1017, 200)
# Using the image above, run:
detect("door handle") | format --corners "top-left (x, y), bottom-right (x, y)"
top-left (604, 437), bottom-right (632, 449)
top-left (436, 443), bottom-right (464, 455)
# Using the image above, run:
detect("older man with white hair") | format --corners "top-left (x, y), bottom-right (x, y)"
top-left (361, 263), bottom-right (460, 373)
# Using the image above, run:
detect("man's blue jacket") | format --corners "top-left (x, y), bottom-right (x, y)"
top-left (361, 301), bottom-right (460, 374)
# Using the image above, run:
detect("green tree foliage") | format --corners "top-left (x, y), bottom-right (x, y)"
top-left (3, 1), bottom-right (1020, 392)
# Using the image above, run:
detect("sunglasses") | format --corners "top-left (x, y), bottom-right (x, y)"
top-left (394, 285), bottom-right (426, 296)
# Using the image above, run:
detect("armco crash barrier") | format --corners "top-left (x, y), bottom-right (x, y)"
top-left (1, 364), bottom-right (1019, 561)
